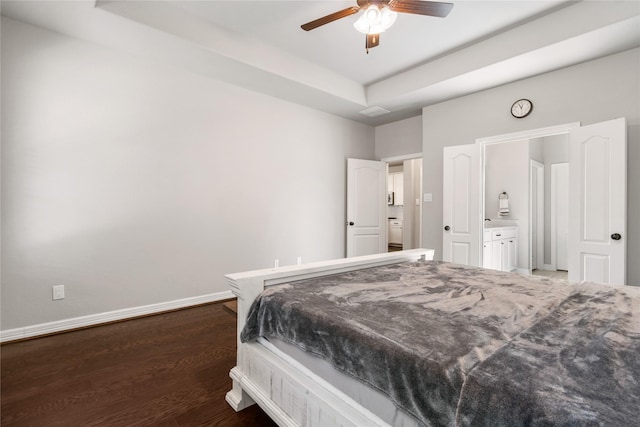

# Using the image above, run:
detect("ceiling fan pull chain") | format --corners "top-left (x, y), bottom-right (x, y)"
top-left (365, 33), bottom-right (379, 53)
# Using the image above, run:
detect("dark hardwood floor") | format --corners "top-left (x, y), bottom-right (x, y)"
top-left (1, 302), bottom-right (277, 426)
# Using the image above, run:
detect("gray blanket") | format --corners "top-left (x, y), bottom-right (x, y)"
top-left (241, 260), bottom-right (640, 426)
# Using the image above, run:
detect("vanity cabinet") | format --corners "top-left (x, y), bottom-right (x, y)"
top-left (483, 227), bottom-right (517, 272)
top-left (388, 219), bottom-right (403, 245)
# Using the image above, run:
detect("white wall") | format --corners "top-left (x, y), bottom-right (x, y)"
top-left (375, 115), bottom-right (422, 160)
top-left (0, 17), bottom-right (375, 330)
top-left (484, 141), bottom-right (529, 222)
top-left (421, 48), bottom-right (640, 285)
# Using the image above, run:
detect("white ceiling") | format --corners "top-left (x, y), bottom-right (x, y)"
top-left (168, 0), bottom-right (571, 85)
top-left (2, 1), bottom-right (640, 125)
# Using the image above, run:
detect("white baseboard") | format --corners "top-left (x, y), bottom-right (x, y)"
top-left (0, 290), bottom-right (233, 343)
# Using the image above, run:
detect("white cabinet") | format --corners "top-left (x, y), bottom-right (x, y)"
top-left (505, 238), bottom-right (517, 272)
top-left (483, 227), bottom-right (517, 272)
top-left (388, 173), bottom-right (404, 206)
top-left (388, 219), bottom-right (402, 245)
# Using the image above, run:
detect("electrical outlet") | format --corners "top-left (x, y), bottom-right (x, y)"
top-left (274, 259), bottom-right (279, 268)
top-left (52, 285), bottom-right (65, 300)
top-left (297, 256), bottom-right (302, 265)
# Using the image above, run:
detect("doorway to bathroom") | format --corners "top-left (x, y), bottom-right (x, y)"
top-left (483, 137), bottom-right (569, 279)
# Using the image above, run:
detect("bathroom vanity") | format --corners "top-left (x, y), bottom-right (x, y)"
top-left (483, 226), bottom-right (518, 272)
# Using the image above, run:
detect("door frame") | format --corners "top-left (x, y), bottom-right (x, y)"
top-left (530, 160), bottom-right (544, 273)
top-left (551, 162), bottom-right (569, 271)
top-left (476, 122), bottom-right (580, 269)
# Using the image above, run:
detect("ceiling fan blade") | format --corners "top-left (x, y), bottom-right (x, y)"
top-left (301, 6), bottom-right (361, 31)
top-left (389, 0), bottom-right (453, 18)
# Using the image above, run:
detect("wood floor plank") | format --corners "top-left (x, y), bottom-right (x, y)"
top-left (1, 302), bottom-right (277, 426)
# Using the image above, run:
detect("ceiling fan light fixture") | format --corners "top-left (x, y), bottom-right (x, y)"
top-left (380, 6), bottom-right (397, 29)
top-left (353, 5), bottom-right (397, 35)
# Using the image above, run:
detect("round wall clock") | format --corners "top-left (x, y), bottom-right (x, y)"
top-left (511, 99), bottom-right (533, 118)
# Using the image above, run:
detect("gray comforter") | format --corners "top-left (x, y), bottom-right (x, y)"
top-left (241, 260), bottom-right (640, 426)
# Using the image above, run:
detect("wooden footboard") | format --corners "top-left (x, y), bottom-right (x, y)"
top-left (225, 249), bottom-right (435, 426)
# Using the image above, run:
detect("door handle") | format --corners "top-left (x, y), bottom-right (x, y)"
top-left (444, 225), bottom-right (450, 231)
top-left (348, 221), bottom-right (355, 226)
top-left (611, 233), bottom-right (622, 240)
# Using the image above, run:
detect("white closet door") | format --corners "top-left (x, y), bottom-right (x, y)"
top-left (568, 118), bottom-right (626, 285)
top-left (443, 145), bottom-right (480, 266)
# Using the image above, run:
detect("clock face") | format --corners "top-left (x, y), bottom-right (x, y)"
top-left (511, 99), bottom-right (533, 118)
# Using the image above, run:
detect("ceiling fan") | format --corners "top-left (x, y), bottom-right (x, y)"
top-left (301, 0), bottom-right (454, 53)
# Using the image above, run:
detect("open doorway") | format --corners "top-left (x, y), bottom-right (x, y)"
top-left (383, 154), bottom-right (423, 253)
top-left (481, 130), bottom-right (570, 279)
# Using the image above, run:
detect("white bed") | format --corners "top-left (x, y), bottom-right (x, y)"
top-left (225, 249), bottom-right (434, 427)
top-left (225, 249), bottom-right (640, 426)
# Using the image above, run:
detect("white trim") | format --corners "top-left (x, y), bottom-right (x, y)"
top-left (530, 160), bottom-right (544, 272)
top-left (380, 152), bottom-right (422, 164)
top-left (551, 164), bottom-right (559, 272)
top-left (0, 290), bottom-right (233, 343)
top-left (551, 162), bottom-right (569, 273)
top-left (476, 122), bottom-right (580, 146)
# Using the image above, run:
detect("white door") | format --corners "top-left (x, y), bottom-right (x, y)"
top-left (346, 158), bottom-right (386, 257)
top-left (568, 118), bottom-right (626, 285)
top-left (552, 163), bottom-right (569, 271)
top-left (443, 145), bottom-right (480, 266)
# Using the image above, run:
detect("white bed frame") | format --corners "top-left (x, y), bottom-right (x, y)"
top-left (225, 249), bottom-right (435, 427)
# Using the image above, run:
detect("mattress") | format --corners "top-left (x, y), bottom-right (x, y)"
top-left (268, 336), bottom-right (420, 427)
